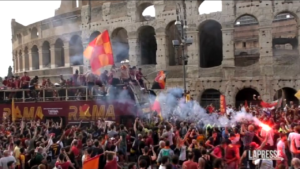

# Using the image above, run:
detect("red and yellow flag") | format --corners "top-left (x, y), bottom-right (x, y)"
top-left (220, 95), bottom-right (226, 115)
top-left (84, 30), bottom-right (114, 75)
top-left (83, 154), bottom-right (101, 169)
top-left (12, 98), bottom-right (16, 122)
top-left (151, 97), bottom-right (163, 120)
top-left (11, 98), bottom-right (22, 121)
top-left (154, 71), bottom-right (166, 89)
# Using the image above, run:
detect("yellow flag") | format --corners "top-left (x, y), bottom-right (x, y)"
top-left (186, 94), bottom-right (191, 102)
top-left (35, 108), bottom-right (44, 120)
top-left (295, 90), bottom-right (300, 100)
top-left (11, 98), bottom-right (16, 122)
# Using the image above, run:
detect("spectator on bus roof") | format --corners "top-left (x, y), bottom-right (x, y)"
top-left (100, 70), bottom-right (109, 86)
top-left (2, 76), bottom-right (8, 87)
top-left (21, 72), bottom-right (30, 89)
top-left (72, 70), bottom-right (80, 86)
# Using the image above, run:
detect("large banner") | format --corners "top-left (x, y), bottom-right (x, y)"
top-left (0, 100), bottom-right (137, 122)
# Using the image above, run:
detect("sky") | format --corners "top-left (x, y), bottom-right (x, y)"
top-left (0, 1), bottom-right (221, 78)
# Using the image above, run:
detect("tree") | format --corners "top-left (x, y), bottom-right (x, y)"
top-left (7, 66), bottom-right (13, 77)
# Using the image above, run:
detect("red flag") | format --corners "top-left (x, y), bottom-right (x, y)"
top-left (84, 30), bottom-right (114, 75)
top-left (260, 100), bottom-right (278, 108)
top-left (220, 95), bottom-right (226, 115)
top-left (245, 100), bottom-right (248, 108)
top-left (83, 154), bottom-right (101, 169)
top-left (154, 71), bottom-right (166, 89)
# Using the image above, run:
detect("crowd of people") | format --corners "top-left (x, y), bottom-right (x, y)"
top-left (0, 91), bottom-right (300, 169)
top-left (0, 64), bottom-right (148, 101)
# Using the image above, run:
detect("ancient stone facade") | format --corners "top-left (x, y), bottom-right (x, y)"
top-left (10, 0), bottom-right (300, 107)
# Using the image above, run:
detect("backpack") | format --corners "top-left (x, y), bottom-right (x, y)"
top-left (201, 156), bottom-right (213, 169)
top-left (161, 149), bottom-right (170, 157)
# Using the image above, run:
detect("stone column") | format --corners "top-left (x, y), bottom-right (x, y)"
top-left (186, 30), bottom-right (199, 67)
top-left (298, 25), bottom-right (300, 54)
top-left (221, 28), bottom-right (235, 68)
top-left (21, 50), bottom-right (26, 72)
top-left (128, 34), bottom-right (139, 66)
top-left (14, 55), bottom-right (19, 73)
top-left (50, 44), bottom-right (56, 68)
top-left (64, 42), bottom-right (70, 67)
top-left (28, 51), bottom-right (33, 70)
top-left (221, 28), bottom-right (235, 78)
top-left (82, 42), bottom-right (89, 73)
top-left (155, 32), bottom-right (168, 70)
top-left (38, 46), bottom-right (43, 69)
top-left (18, 54), bottom-right (22, 73)
top-left (258, 26), bottom-right (273, 75)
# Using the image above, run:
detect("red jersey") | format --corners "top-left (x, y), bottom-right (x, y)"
top-left (10, 80), bottom-right (16, 88)
top-left (104, 158), bottom-right (118, 169)
top-left (7, 80), bottom-right (12, 87)
top-left (15, 79), bottom-right (20, 89)
top-left (136, 71), bottom-right (143, 80)
top-left (182, 160), bottom-right (198, 169)
top-left (21, 76), bottom-right (30, 86)
top-left (42, 80), bottom-right (46, 87)
top-left (2, 80), bottom-right (8, 86)
top-left (55, 161), bottom-right (71, 169)
top-left (71, 146), bottom-right (80, 157)
top-left (225, 144), bottom-right (236, 160)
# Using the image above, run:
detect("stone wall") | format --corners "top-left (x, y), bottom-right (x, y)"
top-left (10, 0), bottom-right (300, 106)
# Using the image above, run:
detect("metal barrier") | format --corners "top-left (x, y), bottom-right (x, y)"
top-left (0, 86), bottom-right (89, 102)
top-left (0, 84), bottom-right (144, 103)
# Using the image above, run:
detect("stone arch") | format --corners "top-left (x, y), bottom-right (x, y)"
top-left (31, 45), bottom-right (39, 70)
top-left (42, 41), bottom-right (51, 68)
top-left (69, 35), bottom-right (84, 66)
top-left (272, 12), bottom-right (298, 56)
top-left (111, 27), bottom-right (129, 63)
top-left (198, 0), bottom-right (222, 15)
top-left (137, 2), bottom-right (155, 22)
top-left (24, 47), bottom-right (29, 70)
top-left (31, 27), bottom-right (38, 39)
top-left (55, 38), bottom-right (65, 67)
top-left (234, 14), bottom-right (260, 67)
top-left (200, 89), bottom-right (221, 109)
top-left (235, 88), bottom-right (260, 108)
top-left (198, 20), bottom-right (223, 68)
top-left (17, 34), bottom-right (22, 45)
top-left (137, 26), bottom-right (157, 65)
top-left (274, 87), bottom-right (298, 105)
top-left (89, 31), bottom-right (100, 43)
top-left (166, 20), bottom-right (185, 66)
top-left (18, 50), bottom-right (23, 72)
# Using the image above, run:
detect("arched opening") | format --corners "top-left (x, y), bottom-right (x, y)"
top-left (69, 35), bottom-right (84, 66)
top-left (31, 27), bottom-right (38, 39)
top-left (199, 20), bottom-right (223, 68)
top-left (235, 88), bottom-right (260, 108)
top-left (111, 28), bottom-right (129, 63)
top-left (198, 1), bottom-right (222, 15)
top-left (24, 47), bottom-right (29, 70)
top-left (272, 12), bottom-right (298, 57)
top-left (31, 45), bottom-right (39, 70)
top-left (166, 21), bottom-right (185, 66)
top-left (89, 31), bottom-right (101, 43)
top-left (200, 89), bottom-right (221, 109)
top-left (42, 41), bottom-right (51, 68)
top-left (19, 50), bottom-right (23, 72)
top-left (17, 34), bottom-right (22, 45)
top-left (274, 87), bottom-right (298, 105)
top-left (138, 26), bottom-right (157, 65)
top-left (140, 4), bottom-right (155, 21)
top-left (55, 39), bottom-right (65, 67)
top-left (234, 15), bottom-right (260, 67)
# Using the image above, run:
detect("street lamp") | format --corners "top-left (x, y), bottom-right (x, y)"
top-left (172, 19), bottom-right (193, 92)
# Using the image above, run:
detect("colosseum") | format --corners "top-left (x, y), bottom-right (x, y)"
top-left (11, 0), bottom-right (300, 108)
